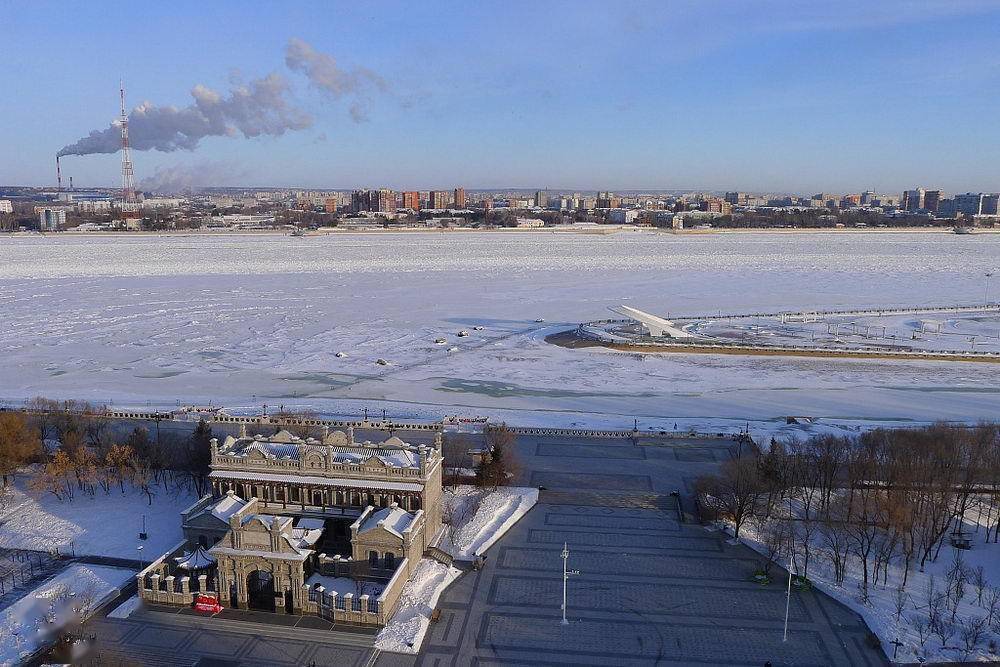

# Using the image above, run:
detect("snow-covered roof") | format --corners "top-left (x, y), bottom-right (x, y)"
top-left (210, 492), bottom-right (249, 522)
top-left (209, 469), bottom-right (423, 492)
top-left (359, 506), bottom-right (416, 538)
top-left (218, 436), bottom-right (421, 469)
top-left (174, 546), bottom-right (216, 571)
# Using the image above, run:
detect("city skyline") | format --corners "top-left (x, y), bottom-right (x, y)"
top-left (4, 1), bottom-right (1000, 192)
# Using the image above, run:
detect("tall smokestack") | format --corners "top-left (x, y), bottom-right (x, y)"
top-left (56, 155), bottom-right (62, 193)
top-left (69, 176), bottom-right (73, 190)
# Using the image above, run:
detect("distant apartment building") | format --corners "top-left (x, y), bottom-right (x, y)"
top-left (860, 190), bottom-right (877, 206)
top-left (401, 191), bottom-right (420, 211)
top-left (841, 194), bottom-right (862, 208)
top-left (596, 191), bottom-right (620, 209)
top-left (38, 208), bottom-right (66, 231)
top-left (902, 188), bottom-right (925, 212)
top-left (607, 209), bottom-right (639, 224)
top-left (452, 187), bottom-right (466, 209)
top-left (351, 189), bottom-right (396, 213)
top-left (923, 190), bottom-right (942, 213)
top-left (534, 190), bottom-right (547, 208)
top-left (954, 193), bottom-right (985, 217)
top-left (0, 200), bottom-right (12, 214)
top-left (982, 194), bottom-right (999, 215)
top-left (699, 199), bottom-right (732, 214)
top-left (724, 192), bottom-right (745, 206)
top-left (428, 191), bottom-right (452, 209)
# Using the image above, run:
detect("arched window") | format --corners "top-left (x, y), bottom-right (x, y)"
top-left (369, 551), bottom-right (379, 569)
top-left (411, 496), bottom-right (421, 510)
top-left (383, 552), bottom-right (395, 570)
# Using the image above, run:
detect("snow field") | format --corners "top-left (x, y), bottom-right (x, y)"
top-left (0, 564), bottom-right (134, 666)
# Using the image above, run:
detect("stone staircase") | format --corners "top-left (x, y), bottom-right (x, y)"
top-left (424, 545), bottom-right (454, 568)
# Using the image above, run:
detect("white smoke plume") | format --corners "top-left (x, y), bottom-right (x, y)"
top-left (138, 161), bottom-right (251, 193)
top-left (285, 37), bottom-right (387, 122)
top-left (57, 73), bottom-right (312, 157)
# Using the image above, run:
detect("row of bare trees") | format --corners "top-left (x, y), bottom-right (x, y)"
top-left (698, 424), bottom-right (1000, 583)
top-left (696, 423), bottom-right (1000, 656)
top-left (0, 398), bottom-right (214, 506)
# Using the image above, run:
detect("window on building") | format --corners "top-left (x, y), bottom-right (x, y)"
top-left (369, 551), bottom-right (379, 569)
top-left (383, 552), bottom-right (395, 570)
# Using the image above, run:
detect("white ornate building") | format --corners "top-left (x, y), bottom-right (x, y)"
top-left (137, 425), bottom-right (445, 625)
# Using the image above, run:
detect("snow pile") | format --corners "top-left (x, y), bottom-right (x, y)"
top-left (375, 485), bottom-right (537, 654)
top-left (735, 505), bottom-right (1000, 663)
top-left (0, 565), bottom-right (133, 665)
top-left (106, 595), bottom-right (143, 620)
top-left (0, 475), bottom-right (194, 558)
top-left (373, 559), bottom-right (460, 654)
top-left (442, 485), bottom-right (538, 560)
top-left (305, 574), bottom-right (384, 597)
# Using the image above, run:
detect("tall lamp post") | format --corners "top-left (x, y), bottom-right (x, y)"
top-left (136, 545), bottom-right (145, 573)
top-left (986, 271), bottom-right (994, 307)
top-left (560, 543), bottom-right (580, 625)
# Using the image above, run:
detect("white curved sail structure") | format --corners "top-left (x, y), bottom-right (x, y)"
top-left (610, 305), bottom-right (695, 339)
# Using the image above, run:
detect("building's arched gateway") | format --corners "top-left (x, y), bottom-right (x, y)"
top-left (247, 570), bottom-right (276, 612)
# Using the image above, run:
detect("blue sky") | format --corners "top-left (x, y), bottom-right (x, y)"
top-left (3, 0), bottom-right (1000, 193)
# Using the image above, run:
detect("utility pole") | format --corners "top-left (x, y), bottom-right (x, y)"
top-left (560, 543), bottom-right (580, 625)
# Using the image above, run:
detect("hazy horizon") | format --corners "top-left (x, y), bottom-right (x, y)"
top-left (4, 1), bottom-right (1000, 193)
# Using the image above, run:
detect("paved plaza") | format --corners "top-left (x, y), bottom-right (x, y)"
top-left (379, 434), bottom-right (887, 667)
top-left (76, 432), bottom-right (887, 666)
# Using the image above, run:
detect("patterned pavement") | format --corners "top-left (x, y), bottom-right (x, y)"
top-left (378, 436), bottom-right (887, 667)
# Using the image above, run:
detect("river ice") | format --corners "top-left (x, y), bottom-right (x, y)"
top-left (1, 231), bottom-right (998, 428)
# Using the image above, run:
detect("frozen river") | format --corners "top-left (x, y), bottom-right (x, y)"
top-left (1, 230), bottom-right (998, 432)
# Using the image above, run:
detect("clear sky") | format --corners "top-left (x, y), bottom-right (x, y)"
top-left (3, 0), bottom-right (1000, 193)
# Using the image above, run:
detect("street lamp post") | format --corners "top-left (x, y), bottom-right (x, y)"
top-left (136, 545), bottom-right (144, 573)
top-left (986, 272), bottom-right (994, 306)
top-left (560, 543), bottom-right (580, 625)
top-left (783, 552), bottom-right (793, 642)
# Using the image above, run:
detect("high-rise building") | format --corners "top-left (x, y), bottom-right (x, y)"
top-left (596, 191), bottom-right (620, 209)
top-left (351, 189), bottom-right (396, 213)
top-left (402, 191), bottom-right (420, 211)
top-left (534, 190), bottom-right (547, 208)
top-left (376, 188), bottom-right (396, 212)
top-left (724, 192), bottom-right (744, 205)
top-left (39, 208), bottom-right (66, 231)
top-left (481, 198), bottom-right (493, 211)
top-left (429, 190), bottom-right (452, 209)
top-left (860, 190), bottom-right (877, 206)
top-left (981, 194), bottom-right (999, 215)
top-left (453, 187), bottom-right (466, 209)
top-left (954, 193), bottom-right (985, 217)
top-left (0, 200), bottom-right (12, 214)
top-left (923, 190), bottom-right (942, 213)
top-left (902, 188), bottom-right (925, 212)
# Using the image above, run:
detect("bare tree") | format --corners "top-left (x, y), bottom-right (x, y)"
top-left (958, 616), bottom-right (988, 656)
top-left (984, 585), bottom-right (1000, 628)
top-left (971, 565), bottom-right (987, 607)
top-left (694, 455), bottom-right (766, 541)
top-left (893, 587), bottom-right (909, 623)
